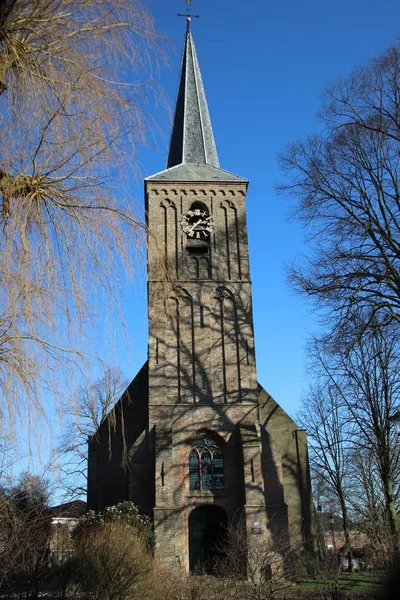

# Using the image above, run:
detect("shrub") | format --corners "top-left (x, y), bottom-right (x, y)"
top-left (72, 520), bottom-right (153, 600)
top-left (74, 501), bottom-right (154, 550)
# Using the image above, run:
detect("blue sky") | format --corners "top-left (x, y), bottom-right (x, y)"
top-left (118, 0), bottom-right (400, 420)
top-left (14, 0), bottom-right (400, 483)
top-left (2, 0), bottom-right (398, 524)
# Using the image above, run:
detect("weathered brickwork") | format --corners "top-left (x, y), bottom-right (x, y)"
top-left (87, 23), bottom-right (315, 574)
top-left (87, 179), bottom-right (316, 572)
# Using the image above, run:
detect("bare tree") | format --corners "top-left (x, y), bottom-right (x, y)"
top-left (279, 44), bottom-right (400, 337)
top-left (59, 366), bottom-right (129, 499)
top-left (346, 445), bottom-right (397, 568)
top-left (298, 383), bottom-right (353, 570)
top-left (0, 472), bottom-right (52, 597)
top-left (215, 523), bottom-right (295, 600)
top-left (310, 326), bottom-right (400, 544)
top-left (0, 1), bottom-right (166, 421)
top-left (279, 41), bottom-right (400, 562)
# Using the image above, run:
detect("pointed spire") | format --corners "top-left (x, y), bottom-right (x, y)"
top-left (146, 22), bottom-right (246, 183)
top-left (167, 23), bottom-right (220, 169)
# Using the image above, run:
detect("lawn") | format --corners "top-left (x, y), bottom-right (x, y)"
top-left (295, 571), bottom-right (383, 592)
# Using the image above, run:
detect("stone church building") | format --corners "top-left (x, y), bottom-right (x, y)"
top-left (87, 22), bottom-right (314, 574)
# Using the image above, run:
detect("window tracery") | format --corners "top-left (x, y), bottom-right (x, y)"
top-left (189, 436), bottom-right (224, 491)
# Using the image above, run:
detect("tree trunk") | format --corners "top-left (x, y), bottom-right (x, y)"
top-left (382, 470), bottom-right (398, 541)
top-left (339, 488), bottom-right (353, 572)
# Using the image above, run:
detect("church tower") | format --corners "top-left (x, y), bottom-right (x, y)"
top-left (146, 20), bottom-right (268, 568)
top-left (88, 21), bottom-right (314, 574)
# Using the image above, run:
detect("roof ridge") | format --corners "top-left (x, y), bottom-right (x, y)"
top-left (190, 29), bottom-right (208, 165)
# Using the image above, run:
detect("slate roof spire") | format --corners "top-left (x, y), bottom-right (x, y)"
top-left (167, 21), bottom-right (220, 169)
top-left (146, 22), bottom-right (246, 183)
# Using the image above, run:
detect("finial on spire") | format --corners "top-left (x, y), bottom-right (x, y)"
top-left (177, 0), bottom-right (200, 23)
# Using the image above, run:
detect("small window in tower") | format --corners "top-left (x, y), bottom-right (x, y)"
top-left (200, 306), bottom-right (204, 327)
top-left (188, 436), bottom-right (224, 491)
top-left (187, 242), bottom-right (210, 255)
top-left (190, 256), bottom-right (199, 279)
top-left (201, 371), bottom-right (206, 389)
top-left (199, 256), bottom-right (210, 279)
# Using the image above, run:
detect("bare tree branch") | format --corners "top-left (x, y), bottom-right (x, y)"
top-left (0, 1), bottom-right (168, 424)
top-left (279, 44), bottom-right (400, 337)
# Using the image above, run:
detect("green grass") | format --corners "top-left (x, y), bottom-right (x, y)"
top-left (295, 571), bottom-right (383, 592)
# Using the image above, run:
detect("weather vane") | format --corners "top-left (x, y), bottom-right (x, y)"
top-left (177, 0), bottom-right (200, 22)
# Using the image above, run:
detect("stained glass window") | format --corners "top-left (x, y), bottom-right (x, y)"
top-left (189, 437), bottom-right (224, 491)
top-left (189, 449), bottom-right (200, 490)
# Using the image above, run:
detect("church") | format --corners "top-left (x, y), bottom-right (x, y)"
top-left (87, 20), bottom-right (314, 574)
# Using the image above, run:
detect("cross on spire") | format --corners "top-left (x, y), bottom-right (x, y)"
top-left (177, 0), bottom-right (200, 22)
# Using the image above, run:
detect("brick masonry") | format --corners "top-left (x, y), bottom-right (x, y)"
top-left (87, 179), bottom-right (315, 572)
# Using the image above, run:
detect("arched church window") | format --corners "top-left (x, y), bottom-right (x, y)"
top-left (189, 436), bottom-right (224, 491)
top-left (190, 200), bottom-right (208, 212)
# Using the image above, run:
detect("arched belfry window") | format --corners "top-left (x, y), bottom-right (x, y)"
top-left (189, 436), bottom-right (224, 491)
top-left (190, 200), bottom-right (208, 213)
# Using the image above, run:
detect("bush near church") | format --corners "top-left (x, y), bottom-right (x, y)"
top-left (58, 502), bottom-right (158, 600)
top-left (73, 500), bottom-right (154, 550)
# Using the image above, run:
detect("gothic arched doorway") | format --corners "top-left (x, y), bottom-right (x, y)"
top-left (188, 505), bottom-right (227, 574)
